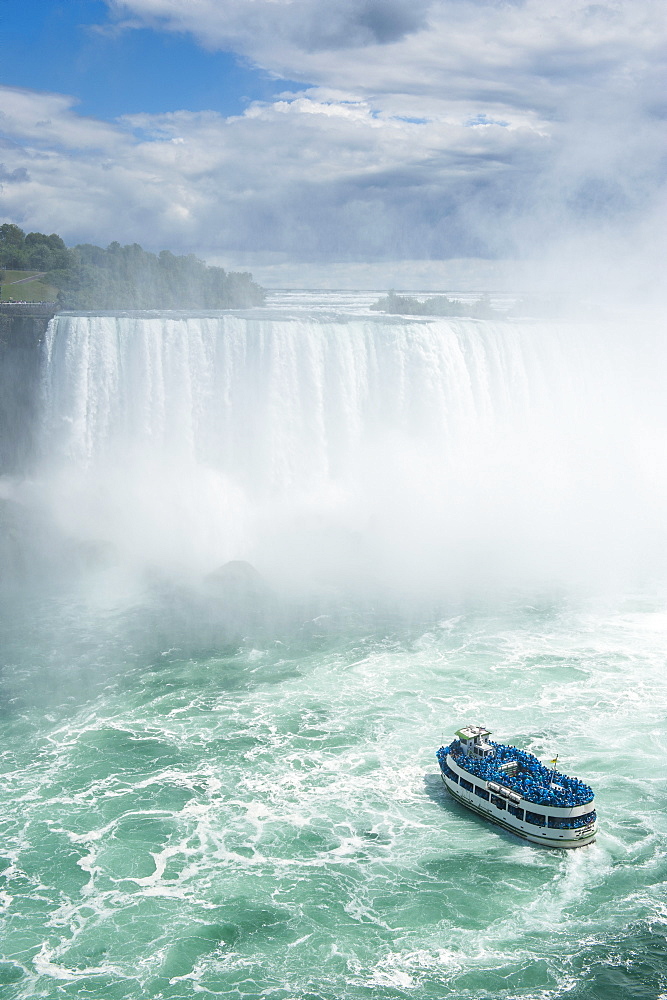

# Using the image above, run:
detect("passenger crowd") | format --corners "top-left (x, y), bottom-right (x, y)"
top-left (437, 740), bottom-right (594, 808)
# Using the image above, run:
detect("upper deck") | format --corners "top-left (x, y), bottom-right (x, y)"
top-left (439, 736), bottom-right (594, 809)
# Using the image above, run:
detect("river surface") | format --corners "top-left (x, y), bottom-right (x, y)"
top-left (0, 293), bottom-right (666, 998)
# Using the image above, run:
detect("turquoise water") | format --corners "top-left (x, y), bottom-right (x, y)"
top-left (1, 300), bottom-right (666, 997)
top-left (1, 588), bottom-right (666, 999)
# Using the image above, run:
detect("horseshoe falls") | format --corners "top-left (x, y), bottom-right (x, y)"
top-left (0, 298), bottom-right (666, 1000)
top-left (36, 309), bottom-right (667, 594)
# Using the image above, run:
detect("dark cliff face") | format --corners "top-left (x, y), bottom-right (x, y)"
top-left (0, 312), bottom-right (52, 474)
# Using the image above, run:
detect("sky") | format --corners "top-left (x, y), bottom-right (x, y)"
top-left (0, 0), bottom-right (665, 289)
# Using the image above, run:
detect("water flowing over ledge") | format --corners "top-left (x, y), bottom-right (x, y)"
top-left (36, 309), bottom-right (667, 595)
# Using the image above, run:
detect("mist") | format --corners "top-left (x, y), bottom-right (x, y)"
top-left (0, 302), bottom-right (654, 615)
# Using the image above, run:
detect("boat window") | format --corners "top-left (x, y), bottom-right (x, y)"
top-left (548, 811), bottom-right (596, 830)
top-left (508, 805), bottom-right (524, 820)
top-left (490, 795), bottom-right (506, 810)
top-left (441, 762), bottom-right (458, 782)
top-left (475, 786), bottom-right (490, 800)
top-left (525, 811), bottom-right (546, 827)
top-left (460, 778), bottom-right (473, 792)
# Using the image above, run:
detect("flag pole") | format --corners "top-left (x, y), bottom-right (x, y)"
top-left (548, 754), bottom-right (559, 786)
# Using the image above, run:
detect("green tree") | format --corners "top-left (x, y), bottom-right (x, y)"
top-left (0, 222), bottom-right (265, 309)
top-left (0, 223), bottom-right (27, 268)
top-left (51, 239), bottom-right (265, 309)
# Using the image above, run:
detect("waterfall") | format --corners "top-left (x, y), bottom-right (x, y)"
top-left (36, 310), bottom-right (667, 593)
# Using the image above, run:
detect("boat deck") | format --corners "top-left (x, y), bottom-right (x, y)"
top-left (438, 739), bottom-right (594, 809)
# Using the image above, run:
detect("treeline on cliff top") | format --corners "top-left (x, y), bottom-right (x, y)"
top-left (0, 223), bottom-right (265, 309)
top-left (370, 290), bottom-right (499, 318)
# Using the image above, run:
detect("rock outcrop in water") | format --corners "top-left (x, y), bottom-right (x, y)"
top-left (205, 560), bottom-right (273, 601)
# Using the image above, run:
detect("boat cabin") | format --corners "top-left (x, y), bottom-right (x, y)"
top-left (456, 725), bottom-right (495, 759)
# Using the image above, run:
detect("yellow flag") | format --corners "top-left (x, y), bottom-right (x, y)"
top-left (549, 757), bottom-right (558, 765)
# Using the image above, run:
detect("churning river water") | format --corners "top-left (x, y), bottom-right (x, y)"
top-left (0, 293), bottom-right (666, 998)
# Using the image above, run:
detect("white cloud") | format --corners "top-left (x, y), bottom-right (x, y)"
top-left (105, 0), bottom-right (434, 60)
top-left (103, 0), bottom-right (664, 119)
top-left (0, 87), bottom-right (126, 151)
top-left (1, 1), bottom-right (665, 292)
top-left (0, 84), bottom-right (551, 258)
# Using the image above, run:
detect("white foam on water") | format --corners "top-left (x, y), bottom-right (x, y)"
top-left (32, 940), bottom-right (128, 983)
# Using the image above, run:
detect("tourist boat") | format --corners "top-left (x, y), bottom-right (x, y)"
top-left (437, 725), bottom-right (597, 847)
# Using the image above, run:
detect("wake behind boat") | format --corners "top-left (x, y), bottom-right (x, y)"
top-left (437, 725), bottom-right (597, 847)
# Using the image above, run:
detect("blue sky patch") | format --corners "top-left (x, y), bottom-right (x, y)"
top-left (1, 0), bottom-right (306, 119)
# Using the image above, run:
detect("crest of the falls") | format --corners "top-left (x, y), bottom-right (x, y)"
top-left (38, 310), bottom-right (667, 593)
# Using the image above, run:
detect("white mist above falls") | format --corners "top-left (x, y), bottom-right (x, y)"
top-left (37, 307), bottom-right (667, 595)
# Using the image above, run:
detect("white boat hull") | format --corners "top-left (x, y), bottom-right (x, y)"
top-left (442, 761), bottom-right (597, 848)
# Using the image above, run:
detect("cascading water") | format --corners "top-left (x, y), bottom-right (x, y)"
top-left (1, 298), bottom-right (666, 1000)
top-left (37, 308), bottom-right (667, 594)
